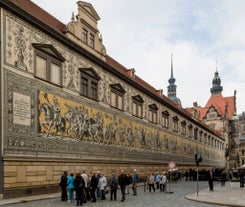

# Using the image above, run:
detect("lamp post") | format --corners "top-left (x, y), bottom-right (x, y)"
top-left (195, 151), bottom-right (202, 196)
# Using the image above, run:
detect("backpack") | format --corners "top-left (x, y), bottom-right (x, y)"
top-left (127, 176), bottom-right (132, 185)
top-left (79, 177), bottom-right (85, 188)
top-left (110, 177), bottom-right (118, 189)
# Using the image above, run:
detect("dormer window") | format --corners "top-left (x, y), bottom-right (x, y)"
top-left (89, 33), bottom-right (95, 48)
top-left (82, 28), bottom-right (88, 43)
top-left (32, 43), bottom-right (65, 86)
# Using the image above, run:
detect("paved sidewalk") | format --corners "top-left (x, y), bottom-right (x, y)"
top-left (185, 181), bottom-right (245, 207)
top-left (0, 193), bottom-right (60, 206)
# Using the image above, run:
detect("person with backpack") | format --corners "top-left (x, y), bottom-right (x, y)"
top-left (132, 169), bottom-right (139, 196)
top-left (73, 172), bottom-right (85, 206)
top-left (109, 172), bottom-right (118, 201)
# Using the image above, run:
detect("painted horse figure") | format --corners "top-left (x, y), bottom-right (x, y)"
top-left (39, 103), bottom-right (66, 137)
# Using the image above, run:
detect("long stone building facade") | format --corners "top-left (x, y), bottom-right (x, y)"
top-left (0, 0), bottom-right (225, 199)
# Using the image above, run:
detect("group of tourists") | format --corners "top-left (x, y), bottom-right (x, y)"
top-left (146, 171), bottom-right (167, 193)
top-left (59, 168), bottom-right (140, 206)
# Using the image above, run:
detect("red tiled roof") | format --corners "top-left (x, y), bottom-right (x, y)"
top-left (10, 0), bottom-right (67, 33)
top-left (204, 93), bottom-right (235, 120)
top-left (187, 93), bottom-right (235, 121)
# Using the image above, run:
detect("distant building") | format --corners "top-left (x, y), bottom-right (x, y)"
top-left (186, 70), bottom-right (240, 168)
top-left (238, 112), bottom-right (245, 166)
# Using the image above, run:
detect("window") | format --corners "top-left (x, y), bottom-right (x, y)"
top-left (181, 121), bottom-right (186, 135)
top-left (132, 95), bottom-right (144, 118)
top-left (33, 44), bottom-right (65, 86)
top-left (172, 116), bottom-right (179, 132)
top-left (194, 128), bottom-right (198, 140)
top-left (199, 131), bottom-right (203, 142)
top-left (82, 28), bottom-right (88, 43)
top-left (79, 68), bottom-right (100, 101)
top-left (188, 125), bottom-right (193, 138)
top-left (110, 84), bottom-right (125, 111)
top-left (89, 33), bottom-right (95, 48)
top-left (149, 104), bottom-right (158, 124)
top-left (162, 110), bottom-right (169, 128)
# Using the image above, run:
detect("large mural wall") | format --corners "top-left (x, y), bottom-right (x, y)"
top-left (2, 10), bottom-right (224, 166)
top-left (38, 89), bottom-right (223, 164)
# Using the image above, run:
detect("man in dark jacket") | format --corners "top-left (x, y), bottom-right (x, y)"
top-left (73, 172), bottom-right (85, 206)
top-left (109, 173), bottom-right (118, 201)
top-left (207, 167), bottom-right (214, 191)
top-left (90, 172), bottom-right (98, 202)
top-left (118, 169), bottom-right (128, 202)
top-left (59, 171), bottom-right (68, 201)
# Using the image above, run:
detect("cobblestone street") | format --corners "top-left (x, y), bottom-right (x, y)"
top-left (0, 181), bottom-right (224, 207)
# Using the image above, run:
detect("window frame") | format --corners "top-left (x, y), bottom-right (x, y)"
top-left (33, 44), bottom-right (64, 87)
top-left (82, 28), bottom-right (88, 43)
top-left (162, 110), bottom-right (169, 128)
top-left (110, 83), bottom-right (125, 111)
top-left (132, 95), bottom-right (144, 118)
top-left (149, 104), bottom-right (158, 124)
top-left (172, 116), bottom-right (179, 132)
top-left (89, 33), bottom-right (95, 48)
top-left (79, 68), bottom-right (100, 101)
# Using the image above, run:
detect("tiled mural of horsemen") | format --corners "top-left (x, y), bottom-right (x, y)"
top-left (38, 91), bottom-right (204, 154)
top-left (39, 93), bottom-right (66, 137)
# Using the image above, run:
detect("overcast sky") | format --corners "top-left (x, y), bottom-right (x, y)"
top-left (32, 0), bottom-right (245, 114)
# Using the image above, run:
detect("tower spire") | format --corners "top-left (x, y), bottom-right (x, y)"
top-left (210, 66), bottom-right (223, 95)
top-left (167, 53), bottom-right (181, 106)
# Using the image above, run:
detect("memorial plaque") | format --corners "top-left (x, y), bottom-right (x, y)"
top-left (13, 92), bottom-right (31, 126)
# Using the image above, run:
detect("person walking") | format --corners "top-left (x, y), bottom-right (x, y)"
top-left (73, 172), bottom-right (85, 206)
top-left (109, 172), bottom-right (118, 201)
top-left (221, 169), bottom-right (227, 186)
top-left (59, 171), bottom-right (68, 201)
top-left (118, 169), bottom-right (128, 202)
top-left (207, 167), bottom-right (214, 191)
top-left (239, 168), bottom-right (245, 188)
top-left (67, 173), bottom-right (75, 202)
top-left (132, 169), bottom-right (139, 196)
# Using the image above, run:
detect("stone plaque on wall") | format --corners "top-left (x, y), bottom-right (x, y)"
top-left (13, 92), bottom-right (31, 126)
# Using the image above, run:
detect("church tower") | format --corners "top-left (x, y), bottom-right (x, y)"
top-left (167, 54), bottom-right (181, 106)
top-left (210, 70), bottom-right (223, 95)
